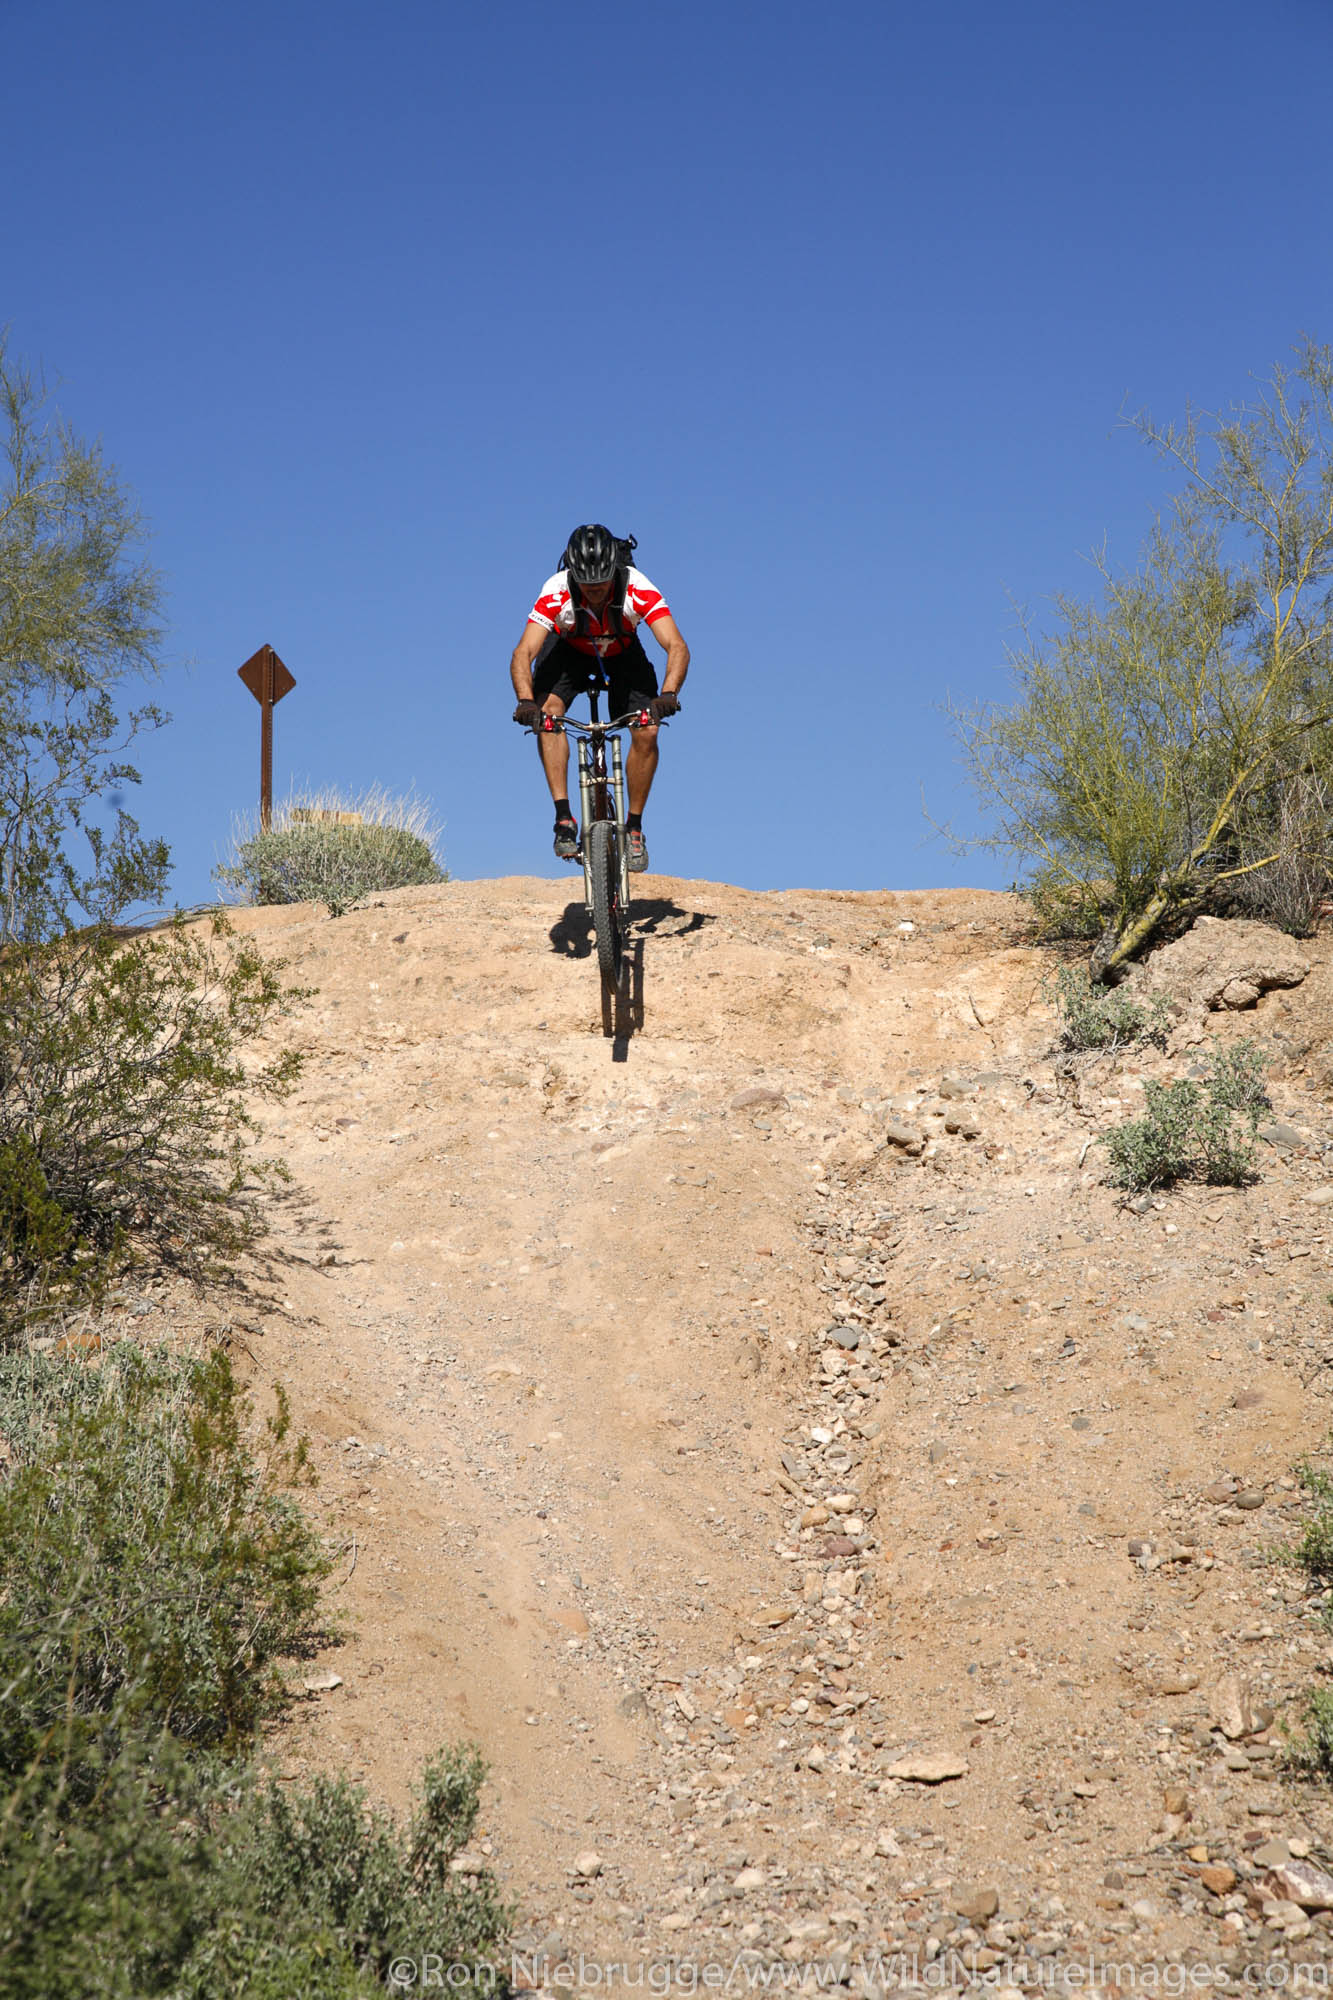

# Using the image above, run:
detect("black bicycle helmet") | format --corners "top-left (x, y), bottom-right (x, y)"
top-left (561, 523), bottom-right (636, 585)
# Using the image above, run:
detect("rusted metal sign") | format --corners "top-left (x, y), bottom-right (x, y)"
top-left (238, 644), bottom-right (295, 705)
top-left (237, 644), bottom-right (296, 828)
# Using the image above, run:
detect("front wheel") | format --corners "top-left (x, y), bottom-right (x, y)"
top-left (588, 818), bottom-right (625, 990)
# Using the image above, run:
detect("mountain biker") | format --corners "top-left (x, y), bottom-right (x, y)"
top-left (510, 523), bottom-right (689, 872)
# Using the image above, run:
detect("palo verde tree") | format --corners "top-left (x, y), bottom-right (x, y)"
top-left (954, 339), bottom-right (1333, 979)
top-left (0, 341), bottom-right (299, 1333)
top-left (0, 342), bottom-right (168, 942)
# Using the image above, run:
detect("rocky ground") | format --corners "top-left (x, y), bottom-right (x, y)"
top-left (100, 878), bottom-right (1333, 1986)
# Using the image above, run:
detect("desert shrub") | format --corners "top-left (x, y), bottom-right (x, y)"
top-left (1287, 1687), bottom-right (1333, 1779)
top-left (1021, 870), bottom-right (1108, 943)
top-left (0, 1723), bottom-right (510, 1999)
top-left (952, 341), bottom-right (1333, 979)
top-left (0, 1721), bottom-right (215, 2000)
top-left (218, 786), bottom-right (446, 918)
top-left (0, 1342), bottom-right (511, 1995)
top-left (1103, 1041), bottom-right (1269, 1191)
top-left (1049, 962), bottom-right (1170, 1052)
top-left (0, 1343), bottom-right (335, 1765)
top-left (0, 338), bottom-right (167, 951)
top-left (1287, 1452), bottom-right (1333, 1610)
top-left (186, 1748), bottom-right (512, 1997)
top-left (1104, 1077), bottom-right (1201, 1190)
top-left (1283, 1455), bottom-right (1333, 1775)
top-left (0, 350), bottom-right (507, 1993)
top-left (0, 344), bottom-right (303, 1337)
top-left (0, 912), bottom-right (303, 1335)
top-left (1205, 1039), bottom-right (1270, 1115)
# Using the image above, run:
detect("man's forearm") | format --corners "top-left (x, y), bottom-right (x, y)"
top-left (662, 641), bottom-right (690, 694)
top-left (510, 646), bottom-right (536, 701)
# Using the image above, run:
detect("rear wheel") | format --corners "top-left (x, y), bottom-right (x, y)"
top-left (588, 818), bottom-right (624, 991)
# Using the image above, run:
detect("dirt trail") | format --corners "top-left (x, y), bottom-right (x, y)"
top-left (213, 876), bottom-right (1333, 1974)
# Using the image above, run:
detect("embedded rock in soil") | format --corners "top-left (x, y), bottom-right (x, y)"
top-left (1266, 1860), bottom-right (1333, 1911)
top-left (884, 1751), bottom-right (968, 1783)
top-left (1133, 915), bottom-right (1309, 1011)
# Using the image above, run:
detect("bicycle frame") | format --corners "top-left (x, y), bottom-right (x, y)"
top-left (547, 679), bottom-right (649, 914)
top-left (528, 676), bottom-right (666, 1001)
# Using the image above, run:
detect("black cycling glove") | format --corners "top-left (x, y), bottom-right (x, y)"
top-left (513, 700), bottom-right (542, 728)
top-left (649, 692), bottom-right (681, 721)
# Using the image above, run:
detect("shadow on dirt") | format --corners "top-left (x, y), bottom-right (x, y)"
top-left (548, 898), bottom-right (714, 959)
top-left (605, 938), bottom-right (643, 1059)
top-left (549, 899), bottom-right (715, 1059)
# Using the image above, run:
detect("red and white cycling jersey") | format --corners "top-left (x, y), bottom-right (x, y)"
top-left (528, 568), bottom-right (671, 660)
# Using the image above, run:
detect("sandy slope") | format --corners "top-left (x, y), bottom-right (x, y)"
top-left (212, 875), bottom-right (1333, 1974)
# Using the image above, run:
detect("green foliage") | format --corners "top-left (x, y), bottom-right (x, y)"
top-left (0, 351), bottom-right (508, 1991)
top-left (0, 1712), bottom-right (511, 1998)
top-left (0, 912), bottom-right (303, 1333)
top-left (1282, 1454), bottom-right (1333, 1777)
top-left (1021, 870), bottom-right (1108, 942)
top-left (1286, 1686), bottom-right (1333, 1779)
top-left (1103, 1041), bottom-right (1269, 1191)
top-left (0, 1344), bottom-right (512, 1994)
top-left (0, 1343), bottom-right (334, 1762)
top-left (0, 338), bottom-right (168, 945)
top-left (1048, 963), bottom-right (1169, 1052)
top-left (1104, 1078), bottom-right (1201, 1190)
top-left (188, 1749), bottom-right (513, 1996)
top-left (953, 340), bottom-right (1333, 977)
top-left (0, 1723), bottom-right (216, 2000)
top-left (219, 786), bottom-right (446, 918)
top-left (0, 344), bottom-right (302, 1334)
top-left (1287, 1454), bottom-right (1333, 1611)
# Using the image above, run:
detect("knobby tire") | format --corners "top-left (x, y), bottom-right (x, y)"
top-left (588, 818), bottom-right (624, 991)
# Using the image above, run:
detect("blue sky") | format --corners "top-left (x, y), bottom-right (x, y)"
top-left (6, 0), bottom-right (1333, 901)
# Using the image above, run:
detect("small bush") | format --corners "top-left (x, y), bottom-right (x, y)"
top-left (0, 912), bottom-right (302, 1336)
top-left (218, 787), bottom-right (446, 918)
top-left (1281, 1454), bottom-right (1333, 1779)
top-left (0, 1722), bottom-right (214, 2000)
top-left (1103, 1041), bottom-right (1269, 1191)
top-left (1022, 870), bottom-right (1108, 942)
top-left (0, 1343), bottom-right (335, 1764)
top-left (1287, 1686), bottom-right (1333, 1779)
top-left (0, 1345), bottom-right (513, 1995)
top-left (189, 1748), bottom-right (513, 1996)
top-left (0, 1725), bottom-right (511, 1999)
top-left (1287, 1452), bottom-right (1333, 1609)
top-left (1049, 963), bottom-right (1170, 1053)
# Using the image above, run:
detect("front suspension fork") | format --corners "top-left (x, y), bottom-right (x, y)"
top-left (577, 737), bottom-right (629, 913)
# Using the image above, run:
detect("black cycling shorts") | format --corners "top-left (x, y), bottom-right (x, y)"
top-left (532, 634), bottom-right (659, 719)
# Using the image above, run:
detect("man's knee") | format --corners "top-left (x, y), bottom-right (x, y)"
top-left (630, 722), bottom-right (660, 749)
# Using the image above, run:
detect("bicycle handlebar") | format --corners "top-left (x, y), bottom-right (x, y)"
top-left (516, 709), bottom-right (670, 735)
top-left (550, 709), bottom-right (664, 735)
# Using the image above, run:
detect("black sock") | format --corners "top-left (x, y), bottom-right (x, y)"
top-left (553, 798), bottom-right (573, 823)
top-left (626, 811), bottom-right (643, 832)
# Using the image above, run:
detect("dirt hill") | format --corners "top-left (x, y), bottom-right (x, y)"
top-left (179, 876), bottom-right (1333, 1976)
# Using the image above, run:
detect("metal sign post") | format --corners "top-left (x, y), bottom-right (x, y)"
top-left (237, 644), bottom-right (296, 827)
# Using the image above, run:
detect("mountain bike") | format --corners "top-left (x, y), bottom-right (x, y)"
top-left (530, 681), bottom-right (659, 996)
